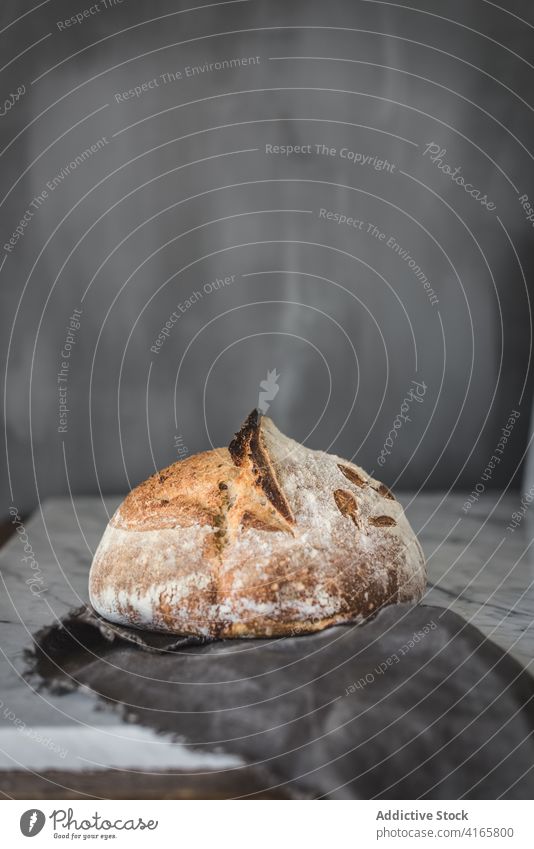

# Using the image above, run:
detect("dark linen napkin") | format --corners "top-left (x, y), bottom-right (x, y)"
top-left (27, 603), bottom-right (534, 799)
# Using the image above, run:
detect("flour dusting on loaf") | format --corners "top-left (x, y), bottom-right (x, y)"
top-left (89, 410), bottom-right (426, 637)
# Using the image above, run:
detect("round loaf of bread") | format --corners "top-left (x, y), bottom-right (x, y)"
top-left (89, 411), bottom-right (426, 637)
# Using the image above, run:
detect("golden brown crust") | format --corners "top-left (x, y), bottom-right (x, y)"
top-left (89, 410), bottom-right (426, 638)
top-left (113, 448), bottom-right (234, 531)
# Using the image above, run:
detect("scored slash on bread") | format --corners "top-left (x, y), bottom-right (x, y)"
top-left (89, 410), bottom-right (426, 638)
top-left (228, 409), bottom-right (295, 526)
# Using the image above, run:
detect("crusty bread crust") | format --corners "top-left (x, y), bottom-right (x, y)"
top-left (89, 411), bottom-right (426, 637)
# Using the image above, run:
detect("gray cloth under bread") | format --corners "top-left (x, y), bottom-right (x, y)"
top-left (28, 603), bottom-right (534, 799)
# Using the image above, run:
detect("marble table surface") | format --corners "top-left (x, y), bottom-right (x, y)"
top-left (0, 492), bottom-right (533, 789)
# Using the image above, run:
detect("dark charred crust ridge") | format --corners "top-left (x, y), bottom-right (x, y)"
top-left (229, 409), bottom-right (295, 524)
top-left (228, 409), bottom-right (260, 465)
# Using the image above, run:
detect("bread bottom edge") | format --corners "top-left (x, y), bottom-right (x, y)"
top-left (91, 595), bottom-right (423, 639)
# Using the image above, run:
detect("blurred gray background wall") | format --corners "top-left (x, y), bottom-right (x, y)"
top-left (1, 0), bottom-right (533, 514)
